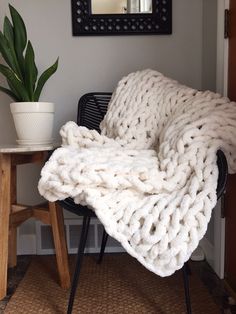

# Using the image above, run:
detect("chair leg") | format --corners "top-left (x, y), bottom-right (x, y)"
top-left (182, 262), bottom-right (192, 314)
top-left (97, 228), bottom-right (109, 264)
top-left (185, 261), bottom-right (192, 276)
top-left (67, 215), bottom-right (91, 314)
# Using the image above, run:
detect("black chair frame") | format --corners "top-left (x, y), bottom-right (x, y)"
top-left (58, 93), bottom-right (228, 314)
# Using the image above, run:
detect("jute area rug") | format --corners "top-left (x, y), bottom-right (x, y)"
top-left (5, 254), bottom-right (220, 314)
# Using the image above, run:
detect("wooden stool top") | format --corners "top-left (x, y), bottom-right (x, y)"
top-left (0, 143), bottom-right (60, 153)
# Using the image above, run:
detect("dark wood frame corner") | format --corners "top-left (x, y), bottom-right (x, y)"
top-left (71, 0), bottom-right (172, 36)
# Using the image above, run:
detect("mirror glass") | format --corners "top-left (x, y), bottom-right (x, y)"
top-left (91, 0), bottom-right (153, 14)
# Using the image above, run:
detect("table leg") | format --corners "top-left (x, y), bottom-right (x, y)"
top-left (0, 154), bottom-right (11, 300)
top-left (49, 202), bottom-right (70, 289)
top-left (8, 164), bottom-right (17, 268)
top-left (8, 227), bottom-right (17, 268)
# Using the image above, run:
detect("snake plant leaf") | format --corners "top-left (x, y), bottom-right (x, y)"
top-left (9, 4), bottom-right (27, 77)
top-left (3, 17), bottom-right (14, 49)
top-left (7, 78), bottom-right (21, 100)
top-left (34, 58), bottom-right (58, 101)
top-left (0, 64), bottom-right (30, 101)
top-left (0, 5), bottom-right (59, 102)
top-left (0, 85), bottom-right (19, 101)
top-left (3, 17), bottom-right (23, 81)
top-left (0, 31), bottom-right (22, 80)
top-left (25, 41), bottom-right (38, 101)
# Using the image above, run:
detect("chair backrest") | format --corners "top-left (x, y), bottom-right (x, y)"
top-left (77, 92), bottom-right (112, 132)
top-left (76, 92), bottom-right (228, 200)
top-left (58, 93), bottom-right (113, 214)
top-left (216, 150), bottom-right (228, 200)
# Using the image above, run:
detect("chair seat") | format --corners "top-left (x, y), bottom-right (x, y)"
top-left (58, 198), bottom-right (96, 217)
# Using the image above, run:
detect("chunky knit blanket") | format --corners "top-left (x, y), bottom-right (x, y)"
top-left (38, 69), bottom-right (236, 277)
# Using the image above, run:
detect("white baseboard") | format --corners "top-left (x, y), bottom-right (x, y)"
top-left (200, 237), bottom-right (214, 269)
top-left (190, 246), bottom-right (205, 261)
top-left (16, 217), bottom-right (125, 256)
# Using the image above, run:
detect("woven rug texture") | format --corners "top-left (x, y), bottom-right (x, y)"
top-left (5, 254), bottom-right (220, 314)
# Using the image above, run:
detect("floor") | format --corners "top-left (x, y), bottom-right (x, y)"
top-left (0, 256), bottom-right (31, 314)
top-left (0, 255), bottom-right (236, 314)
top-left (191, 261), bottom-right (236, 314)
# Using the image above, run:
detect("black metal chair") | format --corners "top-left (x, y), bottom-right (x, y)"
top-left (58, 93), bottom-right (228, 314)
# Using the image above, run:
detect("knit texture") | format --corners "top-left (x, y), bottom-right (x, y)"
top-left (38, 69), bottom-right (236, 276)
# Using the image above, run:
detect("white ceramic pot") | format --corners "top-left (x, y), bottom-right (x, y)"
top-left (10, 102), bottom-right (55, 145)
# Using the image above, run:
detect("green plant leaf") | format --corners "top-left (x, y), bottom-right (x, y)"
top-left (3, 17), bottom-right (23, 80)
top-left (0, 64), bottom-right (30, 101)
top-left (34, 58), bottom-right (58, 101)
top-left (0, 31), bottom-right (22, 79)
top-left (3, 16), bottom-right (14, 49)
top-left (9, 4), bottom-right (27, 76)
top-left (25, 41), bottom-right (38, 101)
top-left (7, 78), bottom-right (21, 100)
top-left (0, 85), bottom-right (19, 101)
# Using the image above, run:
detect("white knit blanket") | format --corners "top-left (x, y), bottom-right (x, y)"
top-left (38, 69), bottom-right (236, 277)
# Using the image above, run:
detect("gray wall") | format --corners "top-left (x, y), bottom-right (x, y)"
top-left (202, 0), bottom-right (218, 245)
top-left (0, 0), bottom-right (217, 242)
top-left (0, 0), bottom-right (204, 145)
top-left (202, 0), bottom-right (217, 92)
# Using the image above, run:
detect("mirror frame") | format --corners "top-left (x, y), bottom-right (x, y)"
top-left (71, 0), bottom-right (172, 36)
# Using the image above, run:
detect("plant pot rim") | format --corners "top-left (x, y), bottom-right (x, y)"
top-left (10, 102), bottom-right (54, 113)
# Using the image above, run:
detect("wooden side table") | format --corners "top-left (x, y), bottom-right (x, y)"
top-left (0, 144), bottom-right (70, 300)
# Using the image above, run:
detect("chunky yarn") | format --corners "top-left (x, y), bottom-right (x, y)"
top-left (38, 69), bottom-right (236, 276)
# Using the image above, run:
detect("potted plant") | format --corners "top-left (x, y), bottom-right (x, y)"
top-left (0, 4), bottom-right (58, 145)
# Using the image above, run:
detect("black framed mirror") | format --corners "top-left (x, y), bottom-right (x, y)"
top-left (71, 0), bottom-right (172, 36)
